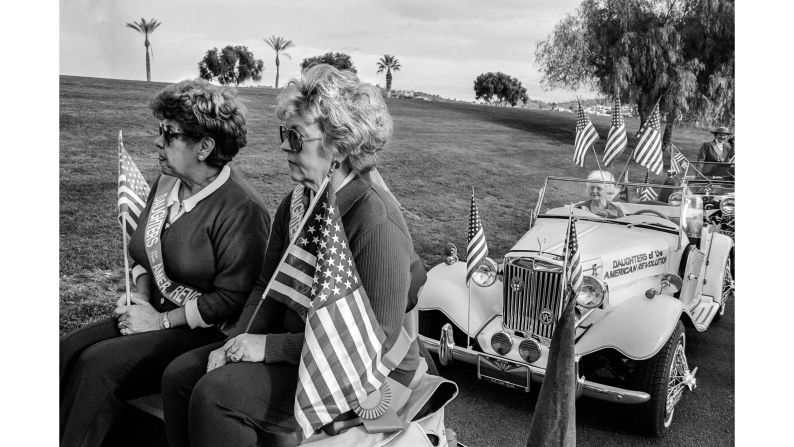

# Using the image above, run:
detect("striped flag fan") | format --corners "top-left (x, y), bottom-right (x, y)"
top-left (639, 170), bottom-right (658, 201)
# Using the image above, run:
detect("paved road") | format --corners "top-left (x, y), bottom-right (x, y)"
top-left (440, 302), bottom-right (735, 447)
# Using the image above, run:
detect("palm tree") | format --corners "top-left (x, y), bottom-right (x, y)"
top-left (264, 35), bottom-right (295, 88)
top-left (126, 18), bottom-right (161, 82)
top-left (376, 54), bottom-right (401, 93)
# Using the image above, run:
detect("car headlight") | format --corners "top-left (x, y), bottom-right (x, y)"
top-left (576, 276), bottom-right (608, 309)
top-left (490, 331), bottom-right (513, 355)
top-left (720, 197), bottom-right (735, 215)
top-left (667, 191), bottom-right (682, 206)
top-left (471, 257), bottom-right (498, 287)
top-left (518, 339), bottom-right (542, 363)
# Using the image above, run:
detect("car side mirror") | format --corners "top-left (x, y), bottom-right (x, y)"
top-left (645, 273), bottom-right (683, 298)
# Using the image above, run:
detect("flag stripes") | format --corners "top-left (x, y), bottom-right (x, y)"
top-left (566, 217), bottom-right (582, 294)
top-left (466, 189), bottom-right (489, 284)
top-left (670, 145), bottom-right (688, 175)
top-left (574, 103), bottom-right (599, 167)
top-left (603, 97), bottom-right (627, 166)
top-left (634, 101), bottom-right (664, 175)
top-left (639, 170), bottom-right (659, 201)
top-left (118, 135), bottom-right (151, 239)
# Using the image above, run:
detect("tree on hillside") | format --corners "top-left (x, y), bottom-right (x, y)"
top-left (376, 54), bottom-right (401, 93)
top-left (264, 35), bottom-right (294, 88)
top-left (198, 46), bottom-right (264, 86)
top-left (300, 52), bottom-right (357, 73)
top-left (126, 18), bottom-right (161, 82)
top-left (473, 72), bottom-right (529, 107)
top-left (535, 0), bottom-right (734, 147)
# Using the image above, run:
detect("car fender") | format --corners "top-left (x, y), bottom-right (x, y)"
top-left (576, 295), bottom-right (684, 360)
top-left (418, 261), bottom-right (502, 337)
top-left (703, 232), bottom-right (733, 299)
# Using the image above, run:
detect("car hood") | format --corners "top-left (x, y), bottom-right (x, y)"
top-left (507, 217), bottom-right (681, 285)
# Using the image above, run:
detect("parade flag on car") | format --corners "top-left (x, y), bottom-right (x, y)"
top-left (603, 97), bottom-right (627, 166)
top-left (117, 131), bottom-right (151, 238)
top-left (634, 100), bottom-right (664, 175)
top-left (293, 184), bottom-right (389, 439)
top-left (639, 170), bottom-right (659, 201)
top-left (670, 144), bottom-right (689, 175)
top-left (526, 215), bottom-right (578, 447)
top-left (467, 188), bottom-right (489, 285)
top-left (573, 102), bottom-right (599, 167)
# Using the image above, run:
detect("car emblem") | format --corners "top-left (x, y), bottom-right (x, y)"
top-left (510, 277), bottom-right (522, 293)
top-left (540, 309), bottom-right (553, 325)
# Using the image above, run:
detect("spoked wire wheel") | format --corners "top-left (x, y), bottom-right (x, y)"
top-left (664, 337), bottom-right (697, 428)
top-left (719, 258), bottom-right (735, 317)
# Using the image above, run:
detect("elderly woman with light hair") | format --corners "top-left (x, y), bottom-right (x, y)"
top-left (161, 64), bottom-right (431, 447)
top-left (575, 170), bottom-right (625, 218)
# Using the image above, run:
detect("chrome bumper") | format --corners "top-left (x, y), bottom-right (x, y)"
top-left (420, 334), bottom-right (650, 405)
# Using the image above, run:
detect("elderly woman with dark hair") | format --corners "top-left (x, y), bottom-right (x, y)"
top-left (60, 79), bottom-right (271, 447)
top-left (161, 64), bottom-right (430, 447)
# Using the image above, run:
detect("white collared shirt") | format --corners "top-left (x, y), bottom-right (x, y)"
top-left (164, 165), bottom-right (231, 227)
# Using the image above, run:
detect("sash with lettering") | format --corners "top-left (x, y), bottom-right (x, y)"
top-left (143, 175), bottom-right (203, 306)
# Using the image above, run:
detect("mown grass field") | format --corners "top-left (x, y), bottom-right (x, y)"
top-left (59, 75), bottom-right (713, 334)
top-left (60, 76), bottom-right (731, 446)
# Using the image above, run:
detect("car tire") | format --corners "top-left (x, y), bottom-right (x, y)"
top-left (713, 257), bottom-right (733, 323)
top-left (634, 321), bottom-right (688, 437)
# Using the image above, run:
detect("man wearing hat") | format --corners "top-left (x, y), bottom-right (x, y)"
top-left (697, 126), bottom-right (734, 162)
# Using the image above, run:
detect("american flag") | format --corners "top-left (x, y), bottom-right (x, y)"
top-left (573, 103), bottom-right (599, 167)
top-left (117, 131), bottom-right (150, 238)
top-left (634, 101), bottom-right (664, 175)
top-left (639, 170), bottom-right (658, 201)
top-left (670, 144), bottom-right (689, 175)
top-left (466, 189), bottom-right (489, 285)
top-left (603, 97), bottom-right (627, 166)
top-left (565, 215), bottom-right (582, 294)
top-left (293, 185), bottom-right (389, 439)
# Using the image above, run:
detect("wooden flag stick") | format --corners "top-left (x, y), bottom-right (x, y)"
top-left (118, 129), bottom-right (132, 306)
top-left (590, 146), bottom-right (603, 172)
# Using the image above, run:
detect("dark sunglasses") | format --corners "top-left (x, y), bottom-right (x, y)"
top-left (159, 122), bottom-right (196, 145)
top-left (279, 125), bottom-right (322, 153)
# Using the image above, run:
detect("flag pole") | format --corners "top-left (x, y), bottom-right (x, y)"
top-left (466, 185), bottom-right (473, 350)
top-left (590, 146), bottom-right (603, 172)
top-left (119, 130), bottom-right (132, 306)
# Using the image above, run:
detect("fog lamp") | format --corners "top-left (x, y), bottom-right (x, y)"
top-left (720, 197), bottom-right (735, 216)
top-left (519, 339), bottom-right (541, 363)
top-left (576, 276), bottom-right (607, 309)
top-left (472, 257), bottom-right (498, 287)
top-left (490, 332), bottom-right (513, 355)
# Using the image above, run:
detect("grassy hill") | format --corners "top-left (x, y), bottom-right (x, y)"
top-left (59, 75), bottom-right (713, 333)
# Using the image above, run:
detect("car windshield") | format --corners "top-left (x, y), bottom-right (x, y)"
top-left (684, 161), bottom-right (735, 183)
top-left (534, 176), bottom-right (687, 228)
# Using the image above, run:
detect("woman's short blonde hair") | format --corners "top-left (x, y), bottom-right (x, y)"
top-left (150, 79), bottom-right (247, 167)
top-left (276, 64), bottom-right (393, 173)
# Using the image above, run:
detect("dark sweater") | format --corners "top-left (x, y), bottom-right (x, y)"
top-left (129, 166), bottom-right (271, 327)
top-left (233, 172), bottom-right (420, 385)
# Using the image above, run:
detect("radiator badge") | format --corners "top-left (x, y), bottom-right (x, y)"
top-left (510, 277), bottom-right (523, 293)
top-left (540, 308), bottom-right (553, 325)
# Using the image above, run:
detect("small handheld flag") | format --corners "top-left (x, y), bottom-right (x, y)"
top-left (117, 132), bottom-right (151, 237)
top-left (573, 103), bottom-right (599, 167)
top-left (670, 144), bottom-right (689, 175)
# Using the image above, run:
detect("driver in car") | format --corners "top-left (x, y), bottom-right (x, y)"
top-left (575, 170), bottom-right (625, 218)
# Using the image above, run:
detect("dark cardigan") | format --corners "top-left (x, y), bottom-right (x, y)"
top-left (232, 172), bottom-right (421, 385)
top-left (129, 167), bottom-right (271, 327)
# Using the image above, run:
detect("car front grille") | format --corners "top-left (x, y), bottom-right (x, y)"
top-left (503, 258), bottom-right (564, 340)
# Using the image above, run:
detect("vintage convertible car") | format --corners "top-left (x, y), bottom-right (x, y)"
top-left (682, 161), bottom-right (735, 240)
top-left (417, 176), bottom-right (734, 437)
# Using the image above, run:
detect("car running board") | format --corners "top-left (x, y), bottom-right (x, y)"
top-left (688, 296), bottom-right (720, 331)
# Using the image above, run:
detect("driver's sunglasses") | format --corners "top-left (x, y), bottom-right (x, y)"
top-left (279, 125), bottom-right (322, 153)
top-left (159, 122), bottom-right (195, 145)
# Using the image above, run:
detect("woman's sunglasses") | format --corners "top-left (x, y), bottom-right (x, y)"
top-left (279, 125), bottom-right (322, 153)
top-left (159, 122), bottom-right (196, 145)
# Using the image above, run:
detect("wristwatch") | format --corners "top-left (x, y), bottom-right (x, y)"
top-left (162, 311), bottom-right (171, 329)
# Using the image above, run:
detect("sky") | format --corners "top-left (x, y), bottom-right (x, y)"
top-left (59, 0), bottom-right (595, 102)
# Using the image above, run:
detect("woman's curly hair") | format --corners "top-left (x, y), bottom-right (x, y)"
top-left (276, 64), bottom-right (393, 173)
top-left (149, 79), bottom-right (247, 167)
